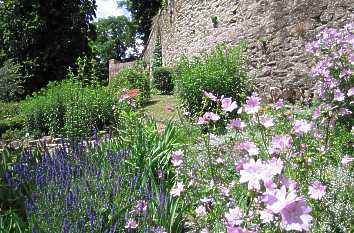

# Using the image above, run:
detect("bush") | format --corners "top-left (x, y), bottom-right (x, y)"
top-left (153, 67), bottom-right (174, 94)
top-left (0, 102), bottom-right (22, 138)
top-left (110, 62), bottom-right (150, 105)
top-left (20, 80), bottom-right (115, 138)
top-left (0, 60), bottom-right (25, 102)
top-left (175, 43), bottom-right (251, 116)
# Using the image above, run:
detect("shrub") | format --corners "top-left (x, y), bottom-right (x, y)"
top-left (153, 67), bottom-right (174, 94)
top-left (175, 43), bottom-right (251, 116)
top-left (20, 80), bottom-right (115, 138)
top-left (0, 102), bottom-right (22, 138)
top-left (0, 60), bottom-right (25, 102)
top-left (110, 62), bottom-right (150, 105)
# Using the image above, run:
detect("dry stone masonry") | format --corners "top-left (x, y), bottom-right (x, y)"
top-left (143, 0), bottom-right (354, 98)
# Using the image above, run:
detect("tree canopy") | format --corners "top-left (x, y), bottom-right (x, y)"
top-left (0, 0), bottom-right (97, 94)
top-left (117, 0), bottom-right (162, 43)
top-left (94, 16), bottom-right (137, 63)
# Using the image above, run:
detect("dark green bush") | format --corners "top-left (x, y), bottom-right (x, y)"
top-left (109, 62), bottom-right (150, 105)
top-left (0, 102), bottom-right (22, 137)
top-left (175, 43), bottom-right (251, 116)
top-left (153, 67), bottom-right (174, 94)
top-left (20, 80), bottom-right (115, 138)
top-left (0, 60), bottom-right (25, 102)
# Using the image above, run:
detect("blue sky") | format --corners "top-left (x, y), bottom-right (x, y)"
top-left (96, 0), bottom-right (130, 19)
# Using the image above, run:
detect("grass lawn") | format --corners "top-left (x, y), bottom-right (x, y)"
top-left (142, 94), bottom-right (178, 123)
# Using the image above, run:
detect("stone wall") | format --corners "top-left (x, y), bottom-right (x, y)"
top-left (108, 59), bottom-right (135, 82)
top-left (143, 0), bottom-right (353, 97)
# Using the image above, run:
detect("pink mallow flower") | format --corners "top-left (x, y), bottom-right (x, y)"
top-left (240, 158), bottom-right (283, 191)
top-left (334, 89), bottom-right (345, 101)
top-left (275, 99), bottom-right (284, 109)
top-left (225, 207), bottom-right (243, 226)
top-left (244, 95), bottom-right (262, 114)
top-left (341, 156), bottom-right (354, 165)
top-left (195, 205), bottom-right (207, 217)
top-left (347, 87), bottom-right (354, 97)
top-left (171, 149), bottom-right (183, 167)
top-left (308, 181), bottom-right (326, 200)
top-left (238, 141), bottom-right (259, 156)
top-left (227, 118), bottom-right (246, 130)
top-left (125, 219), bottom-right (138, 229)
top-left (203, 90), bottom-right (218, 102)
top-left (269, 135), bottom-right (292, 154)
top-left (226, 226), bottom-right (254, 233)
top-left (259, 115), bottom-right (274, 128)
top-left (293, 120), bottom-right (312, 135)
top-left (200, 228), bottom-right (209, 233)
top-left (154, 226), bottom-right (167, 233)
top-left (197, 112), bottom-right (220, 125)
top-left (263, 186), bottom-right (312, 231)
top-left (221, 97), bottom-right (238, 112)
top-left (171, 182), bottom-right (184, 197)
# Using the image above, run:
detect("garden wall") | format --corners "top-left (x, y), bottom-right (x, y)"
top-left (108, 59), bottom-right (135, 82)
top-left (143, 0), bottom-right (353, 98)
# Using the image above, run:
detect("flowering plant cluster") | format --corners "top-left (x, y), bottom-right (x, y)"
top-left (176, 88), bottom-right (352, 232)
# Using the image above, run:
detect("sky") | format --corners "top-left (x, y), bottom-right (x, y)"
top-left (96, 0), bottom-right (130, 19)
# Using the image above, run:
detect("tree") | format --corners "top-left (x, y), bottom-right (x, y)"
top-left (93, 16), bottom-right (137, 78)
top-left (117, 0), bottom-right (162, 43)
top-left (0, 0), bottom-right (97, 94)
top-left (95, 16), bottom-right (137, 62)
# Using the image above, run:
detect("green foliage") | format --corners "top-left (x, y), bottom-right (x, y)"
top-left (20, 81), bottom-right (115, 138)
top-left (153, 67), bottom-right (174, 94)
top-left (0, 0), bottom-right (97, 94)
top-left (0, 150), bottom-right (28, 232)
top-left (175, 43), bottom-right (251, 116)
top-left (0, 101), bottom-right (22, 138)
top-left (118, 0), bottom-right (162, 42)
top-left (152, 34), bottom-right (163, 70)
top-left (94, 16), bottom-right (137, 62)
top-left (68, 56), bottom-right (101, 86)
top-left (0, 60), bottom-right (25, 102)
top-left (110, 62), bottom-right (151, 105)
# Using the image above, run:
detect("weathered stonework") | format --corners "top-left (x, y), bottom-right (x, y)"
top-left (143, 0), bottom-right (353, 97)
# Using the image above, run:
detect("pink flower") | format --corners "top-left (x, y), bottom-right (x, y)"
top-left (334, 89), bottom-right (345, 101)
top-left (197, 112), bottom-right (220, 125)
top-left (227, 118), bottom-right (246, 130)
top-left (238, 141), bottom-right (259, 156)
top-left (235, 159), bottom-right (246, 172)
top-left (171, 149), bottom-right (183, 167)
top-left (275, 99), bottom-right (284, 109)
top-left (239, 159), bottom-right (265, 190)
top-left (341, 156), bottom-right (354, 165)
top-left (171, 182), bottom-right (184, 197)
top-left (259, 209), bottom-right (274, 223)
top-left (221, 97), bottom-right (238, 112)
top-left (259, 115), bottom-right (274, 128)
top-left (280, 176), bottom-right (298, 191)
top-left (200, 228), bottom-right (209, 233)
top-left (347, 87), bottom-right (354, 97)
top-left (165, 104), bottom-right (174, 112)
top-left (263, 186), bottom-right (312, 231)
top-left (293, 120), bottom-right (312, 135)
top-left (244, 95), bottom-right (261, 114)
top-left (226, 226), bottom-right (254, 233)
top-left (269, 135), bottom-right (292, 154)
top-left (195, 205), bottom-right (207, 217)
top-left (203, 90), bottom-right (218, 101)
top-left (225, 207), bottom-right (243, 226)
top-left (308, 181), bottom-right (326, 200)
top-left (219, 185), bottom-right (230, 196)
top-left (312, 107), bottom-right (321, 119)
top-left (125, 219), bottom-right (138, 229)
top-left (154, 226), bottom-right (167, 233)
